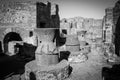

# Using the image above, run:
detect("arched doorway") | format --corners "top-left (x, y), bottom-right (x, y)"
top-left (115, 16), bottom-right (120, 56)
top-left (3, 32), bottom-right (22, 54)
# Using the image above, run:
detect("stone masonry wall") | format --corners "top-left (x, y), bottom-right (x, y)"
top-left (60, 17), bottom-right (103, 42)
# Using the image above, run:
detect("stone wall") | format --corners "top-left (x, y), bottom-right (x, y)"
top-left (0, 1), bottom-right (60, 52)
top-left (60, 17), bottom-right (103, 42)
top-left (0, 2), bottom-right (36, 29)
top-left (37, 2), bottom-right (60, 28)
top-left (103, 7), bottom-right (114, 43)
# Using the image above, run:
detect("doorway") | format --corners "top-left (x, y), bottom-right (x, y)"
top-left (3, 32), bottom-right (22, 54)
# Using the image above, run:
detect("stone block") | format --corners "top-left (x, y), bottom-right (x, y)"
top-left (34, 29), bottom-right (55, 42)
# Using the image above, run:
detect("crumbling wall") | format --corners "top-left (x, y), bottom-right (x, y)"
top-left (0, 1), bottom-right (60, 52)
top-left (60, 17), bottom-right (103, 43)
top-left (103, 7), bottom-right (114, 43)
top-left (37, 2), bottom-right (60, 28)
top-left (0, 2), bottom-right (36, 29)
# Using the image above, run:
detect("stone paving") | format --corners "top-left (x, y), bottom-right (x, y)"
top-left (65, 49), bottom-right (112, 80)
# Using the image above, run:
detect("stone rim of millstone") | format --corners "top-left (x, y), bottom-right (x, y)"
top-left (25, 59), bottom-right (69, 71)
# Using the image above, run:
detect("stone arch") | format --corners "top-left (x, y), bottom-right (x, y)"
top-left (2, 28), bottom-right (24, 53)
top-left (2, 28), bottom-right (24, 40)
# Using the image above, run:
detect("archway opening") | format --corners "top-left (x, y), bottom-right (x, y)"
top-left (3, 32), bottom-right (22, 54)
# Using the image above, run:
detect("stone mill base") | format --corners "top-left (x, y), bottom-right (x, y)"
top-left (24, 60), bottom-right (70, 80)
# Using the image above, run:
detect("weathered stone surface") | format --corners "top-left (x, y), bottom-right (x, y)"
top-left (103, 7), bottom-right (114, 43)
top-left (24, 60), bottom-right (70, 80)
top-left (35, 54), bottom-right (59, 66)
top-left (37, 2), bottom-right (60, 28)
top-left (66, 35), bottom-right (79, 45)
top-left (0, 1), bottom-right (60, 28)
top-left (0, 2), bottom-right (36, 28)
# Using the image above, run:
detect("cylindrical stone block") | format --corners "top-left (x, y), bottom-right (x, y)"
top-left (35, 53), bottom-right (59, 66)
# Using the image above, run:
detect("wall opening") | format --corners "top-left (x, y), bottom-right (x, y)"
top-left (3, 32), bottom-right (22, 54)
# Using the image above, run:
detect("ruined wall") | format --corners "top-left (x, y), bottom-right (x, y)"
top-left (103, 7), bottom-right (114, 43)
top-left (60, 17), bottom-right (103, 43)
top-left (0, 1), bottom-right (60, 52)
top-left (0, 2), bottom-right (36, 28)
top-left (37, 2), bottom-right (60, 28)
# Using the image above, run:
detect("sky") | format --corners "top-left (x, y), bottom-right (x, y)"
top-left (0, 0), bottom-right (118, 19)
top-left (53, 0), bottom-right (118, 19)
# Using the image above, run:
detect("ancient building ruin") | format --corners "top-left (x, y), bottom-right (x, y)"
top-left (103, 0), bottom-right (120, 56)
top-left (0, 1), bottom-right (72, 80)
top-left (102, 7), bottom-right (114, 43)
top-left (0, 1), bottom-right (59, 54)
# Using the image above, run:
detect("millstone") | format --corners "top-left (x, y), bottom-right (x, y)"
top-left (24, 60), bottom-right (70, 80)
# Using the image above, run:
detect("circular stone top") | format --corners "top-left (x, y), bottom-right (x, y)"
top-left (25, 60), bottom-right (69, 72)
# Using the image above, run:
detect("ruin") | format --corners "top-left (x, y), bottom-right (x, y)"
top-left (60, 17), bottom-right (103, 63)
top-left (1, 0), bottom-right (120, 80)
top-left (0, 1), bottom-right (71, 80)
top-left (0, 1), bottom-right (60, 54)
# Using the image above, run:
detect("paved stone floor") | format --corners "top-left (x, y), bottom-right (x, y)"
top-left (65, 50), bottom-right (111, 80)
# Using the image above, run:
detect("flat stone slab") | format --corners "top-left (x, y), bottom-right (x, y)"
top-left (25, 60), bottom-right (70, 80)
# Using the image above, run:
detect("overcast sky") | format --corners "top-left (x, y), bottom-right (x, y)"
top-left (54, 0), bottom-right (117, 19)
top-left (1, 0), bottom-right (118, 19)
